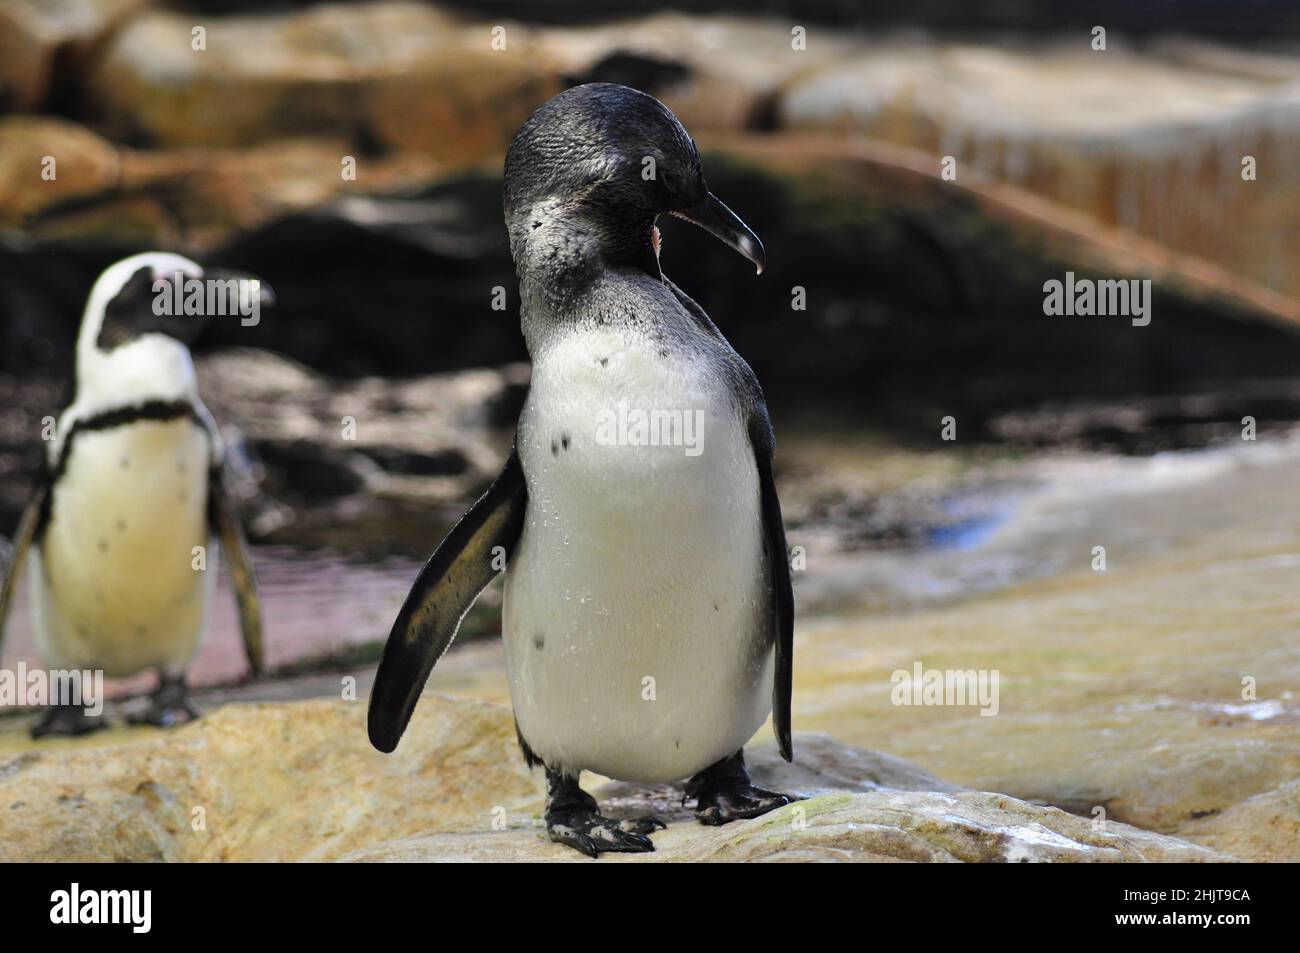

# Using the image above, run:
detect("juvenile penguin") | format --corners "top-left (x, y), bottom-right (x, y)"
top-left (369, 84), bottom-right (796, 856)
top-left (0, 253), bottom-right (266, 735)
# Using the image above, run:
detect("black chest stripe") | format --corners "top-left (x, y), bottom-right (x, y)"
top-left (43, 398), bottom-right (208, 499)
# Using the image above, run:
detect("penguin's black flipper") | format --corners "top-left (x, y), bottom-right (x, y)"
top-left (749, 407), bottom-right (795, 763)
top-left (368, 445), bottom-right (528, 753)
top-left (0, 479), bottom-right (48, 659)
top-left (208, 464), bottom-right (264, 677)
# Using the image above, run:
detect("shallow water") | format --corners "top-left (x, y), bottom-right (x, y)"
top-left (1, 546), bottom-right (424, 697)
top-left (6, 424), bottom-right (1300, 684)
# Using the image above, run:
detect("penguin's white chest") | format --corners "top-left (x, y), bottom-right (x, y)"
top-left (503, 327), bottom-right (772, 782)
top-left (33, 417), bottom-right (215, 677)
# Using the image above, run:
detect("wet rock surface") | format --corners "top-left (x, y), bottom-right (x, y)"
top-left (0, 698), bottom-right (1228, 862)
top-left (0, 348), bottom-right (525, 552)
top-left (1182, 779), bottom-right (1300, 863)
top-left (193, 348), bottom-right (527, 552)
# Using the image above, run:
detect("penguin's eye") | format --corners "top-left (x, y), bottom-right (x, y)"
top-left (660, 171), bottom-right (680, 194)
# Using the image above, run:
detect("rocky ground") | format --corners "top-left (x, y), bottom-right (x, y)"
top-left (0, 697), bottom-right (1230, 862)
top-left (2, 341), bottom-right (1299, 865)
top-left (2, 425), bottom-right (1298, 862)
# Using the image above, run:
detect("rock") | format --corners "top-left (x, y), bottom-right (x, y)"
top-left (0, 115), bottom-right (440, 247)
top-left (784, 436), bottom-right (1300, 854)
top-left (537, 13), bottom-right (845, 134)
top-left (361, 45), bottom-right (561, 165)
top-left (0, 696), bottom-right (538, 862)
top-left (0, 697), bottom-right (1228, 862)
top-left (0, 345), bottom-right (524, 553)
top-left (7, 133), bottom-right (1300, 424)
top-left (1181, 779), bottom-right (1300, 863)
top-left (196, 348), bottom-right (521, 494)
top-left (347, 790), bottom-right (1226, 863)
top-left (0, 0), bottom-right (152, 110)
top-left (193, 348), bottom-right (526, 552)
top-left (90, 3), bottom-right (562, 162)
top-left (0, 116), bottom-right (123, 223)
top-left (777, 37), bottom-right (1300, 299)
top-left (694, 133), bottom-right (1300, 413)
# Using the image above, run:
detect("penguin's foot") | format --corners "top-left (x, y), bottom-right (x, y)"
top-left (128, 672), bottom-right (200, 728)
top-left (686, 749), bottom-right (800, 826)
top-left (30, 704), bottom-right (109, 739)
top-left (544, 769), bottom-right (664, 858)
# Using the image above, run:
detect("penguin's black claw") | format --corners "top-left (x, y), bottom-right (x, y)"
top-left (624, 815), bottom-right (668, 834)
top-left (546, 811), bottom-right (659, 857)
top-left (694, 784), bottom-right (795, 826)
top-left (30, 705), bottom-right (109, 739)
top-left (128, 672), bottom-right (200, 728)
top-left (686, 748), bottom-right (803, 826)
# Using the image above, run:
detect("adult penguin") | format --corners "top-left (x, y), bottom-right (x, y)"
top-left (369, 85), bottom-right (796, 856)
top-left (0, 253), bottom-right (266, 735)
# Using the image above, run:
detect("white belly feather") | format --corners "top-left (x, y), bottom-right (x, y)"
top-left (503, 326), bottom-right (773, 782)
top-left (33, 418), bottom-right (215, 677)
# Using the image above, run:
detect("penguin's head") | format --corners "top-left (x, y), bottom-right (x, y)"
top-left (504, 83), bottom-right (765, 280)
top-left (82, 252), bottom-right (273, 356)
top-left (74, 252), bottom-right (273, 406)
top-left (83, 253), bottom-right (207, 356)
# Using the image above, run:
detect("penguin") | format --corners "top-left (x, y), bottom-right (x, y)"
top-left (368, 83), bottom-right (796, 857)
top-left (0, 252), bottom-right (267, 736)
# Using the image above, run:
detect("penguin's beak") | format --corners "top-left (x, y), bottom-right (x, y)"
top-left (206, 270), bottom-right (276, 308)
top-left (671, 193), bottom-right (766, 275)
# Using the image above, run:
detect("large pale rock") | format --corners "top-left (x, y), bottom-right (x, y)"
top-left (192, 348), bottom-right (526, 546)
top-left (90, 3), bottom-right (562, 163)
top-left (0, 697), bottom-right (1228, 862)
top-left (778, 37), bottom-right (1300, 298)
top-left (347, 790), bottom-right (1226, 863)
top-left (715, 132), bottom-right (1300, 329)
top-left (779, 438), bottom-right (1300, 854)
top-left (1181, 779), bottom-right (1300, 863)
top-left (0, 115), bottom-right (438, 247)
top-left (0, 0), bottom-right (151, 110)
top-left (0, 696), bottom-right (539, 862)
top-left (0, 116), bottom-right (123, 222)
top-left (536, 14), bottom-right (853, 135)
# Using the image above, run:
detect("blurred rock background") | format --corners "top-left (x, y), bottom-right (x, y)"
top-left (3, 1), bottom-right (1300, 523)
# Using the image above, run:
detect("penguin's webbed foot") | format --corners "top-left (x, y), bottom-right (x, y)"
top-left (30, 704), bottom-right (109, 739)
top-left (544, 770), bottom-right (663, 858)
top-left (687, 749), bottom-right (801, 826)
top-left (546, 810), bottom-right (664, 858)
top-left (128, 672), bottom-right (200, 728)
